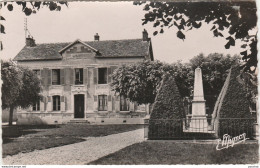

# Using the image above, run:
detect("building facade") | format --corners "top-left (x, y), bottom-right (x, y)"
top-left (14, 30), bottom-right (154, 125)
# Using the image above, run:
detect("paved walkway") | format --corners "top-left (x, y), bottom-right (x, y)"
top-left (3, 129), bottom-right (144, 165)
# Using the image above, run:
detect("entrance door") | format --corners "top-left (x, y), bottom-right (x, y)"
top-left (74, 94), bottom-right (85, 118)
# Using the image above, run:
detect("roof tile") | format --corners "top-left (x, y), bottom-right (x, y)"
top-left (14, 39), bottom-right (150, 61)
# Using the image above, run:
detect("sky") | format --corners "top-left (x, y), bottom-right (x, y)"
top-left (1, 2), bottom-right (245, 63)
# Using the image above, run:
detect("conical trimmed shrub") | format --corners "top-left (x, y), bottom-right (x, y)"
top-left (212, 67), bottom-right (254, 138)
top-left (148, 75), bottom-right (185, 139)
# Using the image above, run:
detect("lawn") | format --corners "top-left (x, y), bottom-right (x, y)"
top-left (2, 124), bottom-right (143, 157)
top-left (88, 141), bottom-right (259, 164)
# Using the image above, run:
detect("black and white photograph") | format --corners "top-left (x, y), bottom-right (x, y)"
top-left (0, 0), bottom-right (259, 165)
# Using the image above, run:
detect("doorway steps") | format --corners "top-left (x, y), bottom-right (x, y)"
top-left (68, 119), bottom-right (90, 124)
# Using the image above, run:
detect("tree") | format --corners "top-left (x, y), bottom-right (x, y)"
top-left (134, 1), bottom-right (257, 72)
top-left (1, 60), bottom-right (41, 125)
top-left (111, 53), bottom-right (241, 114)
top-left (110, 60), bottom-right (192, 105)
top-left (111, 60), bottom-right (164, 105)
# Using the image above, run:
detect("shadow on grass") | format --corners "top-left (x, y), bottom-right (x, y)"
top-left (88, 141), bottom-right (259, 165)
top-left (148, 132), bottom-right (217, 140)
top-left (2, 125), bottom-right (59, 144)
top-left (2, 124), bottom-right (143, 157)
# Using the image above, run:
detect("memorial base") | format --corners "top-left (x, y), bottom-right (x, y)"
top-left (188, 115), bottom-right (208, 132)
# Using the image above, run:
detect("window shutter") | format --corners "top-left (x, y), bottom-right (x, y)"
top-left (40, 69), bottom-right (45, 86)
top-left (61, 96), bottom-right (65, 102)
top-left (70, 68), bottom-right (74, 85)
top-left (115, 95), bottom-right (120, 112)
top-left (111, 66), bottom-right (117, 82)
top-left (129, 101), bottom-right (135, 112)
top-left (108, 95), bottom-right (112, 101)
top-left (64, 68), bottom-right (70, 85)
top-left (87, 69), bottom-right (91, 86)
top-left (84, 68), bottom-right (88, 85)
top-left (107, 67), bottom-right (112, 83)
top-left (93, 68), bottom-right (97, 84)
top-left (47, 96), bottom-right (52, 112)
top-left (40, 97), bottom-right (45, 112)
top-left (94, 95), bottom-right (97, 102)
top-left (61, 96), bottom-right (65, 112)
top-left (47, 69), bottom-right (51, 86)
top-left (94, 95), bottom-right (98, 111)
top-left (60, 69), bottom-right (65, 85)
top-left (108, 95), bottom-right (112, 112)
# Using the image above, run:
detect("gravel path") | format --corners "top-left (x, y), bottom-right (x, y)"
top-left (3, 128), bottom-right (144, 165)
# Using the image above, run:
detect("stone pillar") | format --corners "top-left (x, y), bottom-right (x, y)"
top-left (189, 67), bottom-right (208, 132)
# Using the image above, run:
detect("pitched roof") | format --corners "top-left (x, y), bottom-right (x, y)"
top-left (13, 39), bottom-right (152, 61)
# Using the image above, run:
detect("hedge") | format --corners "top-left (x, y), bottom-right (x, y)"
top-left (212, 67), bottom-right (254, 138)
top-left (148, 75), bottom-right (185, 139)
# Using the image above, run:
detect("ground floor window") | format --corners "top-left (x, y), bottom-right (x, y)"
top-left (33, 100), bottom-right (40, 111)
top-left (53, 95), bottom-right (60, 111)
top-left (120, 95), bottom-right (129, 111)
top-left (98, 95), bottom-right (107, 111)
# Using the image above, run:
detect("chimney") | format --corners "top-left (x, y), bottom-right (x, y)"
top-left (26, 35), bottom-right (36, 47)
top-left (94, 33), bottom-right (100, 41)
top-left (142, 29), bottom-right (149, 41)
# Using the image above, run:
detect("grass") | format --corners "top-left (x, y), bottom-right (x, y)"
top-left (88, 141), bottom-right (259, 164)
top-left (2, 124), bottom-right (143, 157)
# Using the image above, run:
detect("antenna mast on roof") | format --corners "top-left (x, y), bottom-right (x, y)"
top-left (24, 18), bottom-right (33, 43)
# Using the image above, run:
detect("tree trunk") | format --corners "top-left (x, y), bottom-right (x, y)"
top-left (9, 106), bottom-right (14, 126)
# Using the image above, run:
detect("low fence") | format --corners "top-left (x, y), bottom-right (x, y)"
top-left (144, 118), bottom-right (256, 140)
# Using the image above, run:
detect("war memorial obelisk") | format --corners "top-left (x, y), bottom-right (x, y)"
top-left (189, 67), bottom-right (208, 132)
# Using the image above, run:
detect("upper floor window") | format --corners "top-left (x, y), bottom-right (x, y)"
top-left (120, 95), bottom-right (130, 111)
top-left (98, 95), bottom-right (107, 111)
top-left (53, 95), bottom-right (60, 111)
top-left (75, 68), bottom-right (83, 85)
top-left (52, 69), bottom-right (60, 85)
top-left (98, 68), bottom-right (107, 84)
top-left (33, 70), bottom-right (41, 79)
top-left (33, 100), bottom-right (40, 111)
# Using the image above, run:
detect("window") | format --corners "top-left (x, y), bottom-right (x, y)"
top-left (75, 68), bottom-right (83, 85)
top-left (33, 70), bottom-right (41, 79)
top-left (120, 95), bottom-right (130, 111)
top-left (98, 95), bottom-right (107, 111)
top-left (98, 68), bottom-right (107, 84)
top-left (52, 69), bottom-right (60, 85)
top-left (53, 95), bottom-right (60, 111)
top-left (33, 100), bottom-right (40, 111)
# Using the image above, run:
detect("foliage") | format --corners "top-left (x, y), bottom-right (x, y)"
top-left (111, 53), bottom-right (240, 111)
top-left (1, 60), bottom-right (41, 125)
top-left (213, 66), bottom-right (254, 138)
top-left (111, 60), bottom-right (169, 105)
top-left (134, 1), bottom-right (257, 72)
top-left (189, 53), bottom-right (241, 112)
top-left (148, 75), bottom-right (185, 139)
top-left (111, 60), bottom-right (193, 105)
top-left (1, 61), bottom-right (22, 109)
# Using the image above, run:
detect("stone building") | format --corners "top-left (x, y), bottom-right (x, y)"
top-left (14, 30), bottom-right (154, 125)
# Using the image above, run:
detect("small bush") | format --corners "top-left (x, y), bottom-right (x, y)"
top-left (148, 75), bottom-right (185, 139)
